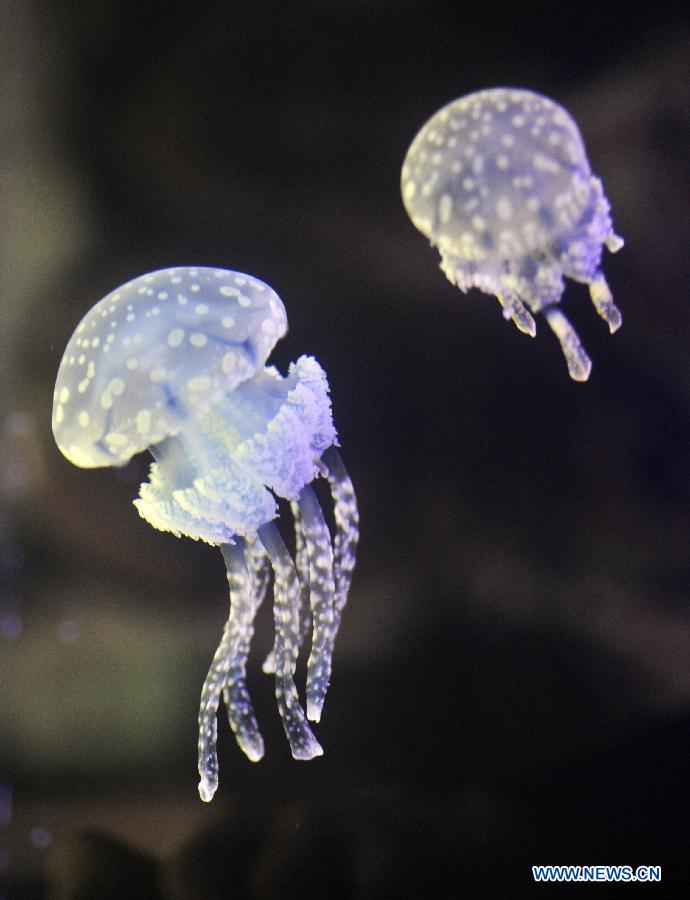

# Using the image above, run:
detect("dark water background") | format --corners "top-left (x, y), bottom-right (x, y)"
top-left (1, 1), bottom-right (688, 896)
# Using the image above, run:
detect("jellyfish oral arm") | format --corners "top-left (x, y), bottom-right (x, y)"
top-left (589, 272), bottom-right (622, 334)
top-left (263, 447), bottom-right (359, 717)
top-left (321, 447), bottom-right (359, 639)
top-left (198, 539), bottom-right (264, 803)
top-left (543, 306), bottom-right (592, 382)
top-left (297, 483), bottom-right (336, 723)
top-left (497, 291), bottom-right (537, 337)
top-left (262, 500), bottom-right (312, 677)
top-left (197, 447), bottom-right (358, 799)
top-left (258, 521), bottom-right (324, 760)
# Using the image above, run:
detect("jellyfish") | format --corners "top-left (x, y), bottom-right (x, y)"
top-left (51, 267), bottom-right (358, 801)
top-left (401, 87), bottom-right (624, 380)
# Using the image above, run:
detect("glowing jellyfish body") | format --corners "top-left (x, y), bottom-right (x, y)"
top-left (52, 267), bottom-right (358, 801)
top-left (401, 87), bottom-right (624, 380)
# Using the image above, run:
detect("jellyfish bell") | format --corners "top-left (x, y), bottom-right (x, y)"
top-left (401, 87), bottom-right (624, 381)
top-left (52, 267), bottom-right (359, 802)
top-left (52, 267), bottom-right (287, 471)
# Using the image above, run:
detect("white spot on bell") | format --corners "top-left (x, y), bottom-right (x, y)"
top-left (188, 376), bottom-right (212, 392)
top-left (496, 197), bottom-right (514, 221)
top-left (136, 409), bottom-right (151, 435)
top-left (167, 328), bottom-right (185, 348)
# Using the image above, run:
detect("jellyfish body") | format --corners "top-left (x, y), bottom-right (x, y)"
top-left (52, 267), bottom-right (358, 801)
top-left (401, 88), bottom-right (624, 380)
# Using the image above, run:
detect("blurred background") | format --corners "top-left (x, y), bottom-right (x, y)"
top-left (1, 1), bottom-right (689, 896)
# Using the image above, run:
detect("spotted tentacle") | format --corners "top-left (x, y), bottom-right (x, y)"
top-left (298, 484), bottom-right (336, 722)
top-left (258, 521), bottom-right (323, 760)
top-left (262, 502), bottom-right (312, 675)
top-left (198, 539), bottom-right (263, 802)
top-left (321, 447), bottom-right (359, 639)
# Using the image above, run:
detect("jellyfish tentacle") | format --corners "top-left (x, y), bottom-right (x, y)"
top-left (291, 499), bottom-right (315, 653)
top-left (198, 539), bottom-right (263, 802)
top-left (543, 306), bottom-right (592, 382)
top-left (246, 539), bottom-right (274, 672)
top-left (245, 541), bottom-right (275, 678)
top-left (246, 537), bottom-right (272, 608)
top-left (261, 645), bottom-right (276, 675)
top-left (606, 232), bottom-right (624, 254)
top-left (258, 521), bottom-right (323, 760)
top-left (217, 541), bottom-right (265, 761)
top-left (497, 291), bottom-right (537, 337)
top-left (262, 502), bottom-right (312, 675)
top-left (321, 447), bottom-right (359, 639)
top-left (297, 484), bottom-right (336, 723)
top-left (589, 272), bottom-right (622, 334)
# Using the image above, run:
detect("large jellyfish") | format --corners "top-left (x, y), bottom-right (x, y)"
top-left (401, 87), bottom-right (624, 380)
top-left (52, 267), bottom-right (358, 801)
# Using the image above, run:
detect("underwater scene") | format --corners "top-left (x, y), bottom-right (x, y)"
top-left (1, 1), bottom-right (689, 896)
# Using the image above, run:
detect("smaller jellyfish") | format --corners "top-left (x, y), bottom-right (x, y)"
top-left (401, 87), bottom-right (624, 380)
top-left (52, 267), bottom-right (359, 802)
